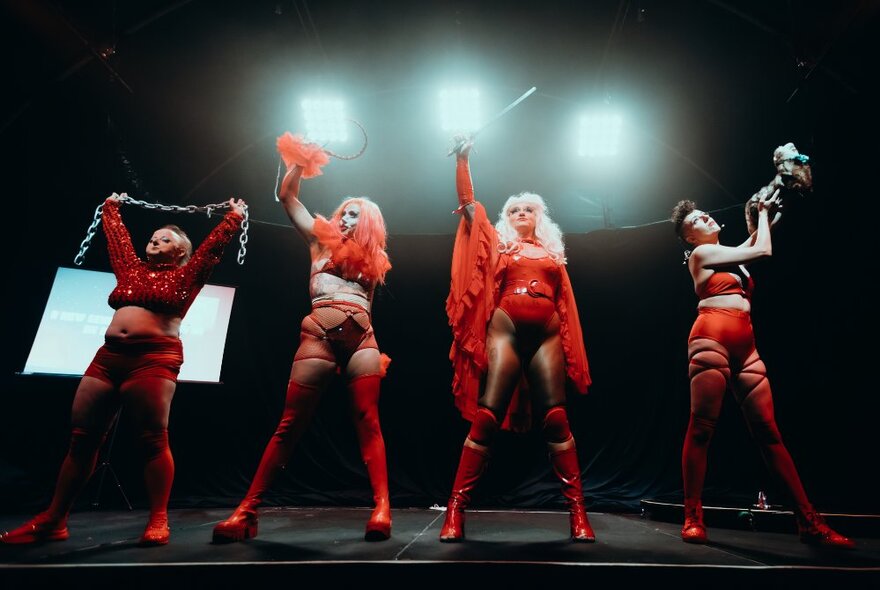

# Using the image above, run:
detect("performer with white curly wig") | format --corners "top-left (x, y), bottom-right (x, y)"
top-left (440, 138), bottom-right (593, 542)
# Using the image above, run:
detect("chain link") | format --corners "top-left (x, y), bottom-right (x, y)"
top-left (237, 206), bottom-right (249, 265)
top-left (75, 193), bottom-right (249, 265)
top-left (73, 201), bottom-right (107, 266)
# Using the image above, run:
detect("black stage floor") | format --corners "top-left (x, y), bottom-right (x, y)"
top-left (2, 507), bottom-right (879, 588)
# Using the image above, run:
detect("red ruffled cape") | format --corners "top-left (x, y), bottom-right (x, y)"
top-left (445, 202), bottom-right (591, 432)
top-left (276, 132), bottom-right (330, 179)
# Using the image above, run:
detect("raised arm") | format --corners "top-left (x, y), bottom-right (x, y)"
top-left (186, 198), bottom-right (245, 283)
top-left (452, 136), bottom-right (476, 224)
top-left (278, 164), bottom-right (316, 242)
top-left (738, 196), bottom-right (783, 248)
top-left (692, 189), bottom-right (779, 269)
top-left (102, 195), bottom-right (141, 275)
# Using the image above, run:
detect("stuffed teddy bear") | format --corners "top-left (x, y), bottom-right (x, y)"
top-left (745, 142), bottom-right (812, 234)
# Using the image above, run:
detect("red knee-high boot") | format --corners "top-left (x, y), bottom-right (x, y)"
top-left (439, 408), bottom-right (497, 542)
top-left (348, 374), bottom-right (392, 541)
top-left (0, 427), bottom-right (105, 545)
top-left (439, 443), bottom-right (490, 542)
top-left (549, 444), bottom-right (596, 542)
top-left (212, 380), bottom-right (320, 544)
top-left (138, 429), bottom-right (174, 546)
top-left (542, 407), bottom-right (595, 542)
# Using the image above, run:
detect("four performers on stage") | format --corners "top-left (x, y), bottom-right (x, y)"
top-left (0, 134), bottom-right (856, 550)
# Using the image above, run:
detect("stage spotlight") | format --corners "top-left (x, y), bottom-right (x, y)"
top-left (577, 113), bottom-right (623, 157)
top-left (439, 87), bottom-right (481, 133)
top-left (301, 98), bottom-right (348, 143)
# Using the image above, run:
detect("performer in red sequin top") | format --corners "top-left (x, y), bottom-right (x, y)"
top-left (102, 197), bottom-right (243, 317)
top-left (213, 134), bottom-right (393, 544)
top-left (671, 195), bottom-right (853, 548)
top-left (1, 195), bottom-right (245, 547)
top-left (440, 139), bottom-right (594, 543)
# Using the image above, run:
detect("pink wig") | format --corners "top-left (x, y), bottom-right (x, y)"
top-left (329, 197), bottom-right (391, 284)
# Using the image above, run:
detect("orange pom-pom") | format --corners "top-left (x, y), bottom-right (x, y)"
top-left (276, 132), bottom-right (330, 179)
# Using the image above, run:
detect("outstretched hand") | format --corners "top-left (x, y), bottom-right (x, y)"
top-left (758, 188), bottom-right (783, 227)
top-left (449, 134), bottom-right (474, 158)
top-left (228, 198), bottom-right (247, 216)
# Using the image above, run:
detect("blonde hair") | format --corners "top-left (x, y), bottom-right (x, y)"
top-left (495, 192), bottom-right (566, 264)
top-left (160, 224), bottom-right (192, 266)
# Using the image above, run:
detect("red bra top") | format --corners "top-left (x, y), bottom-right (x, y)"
top-left (697, 267), bottom-right (754, 300)
top-left (103, 199), bottom-right (242, 317)
top-left (498, 254), bottom-right (561, 298)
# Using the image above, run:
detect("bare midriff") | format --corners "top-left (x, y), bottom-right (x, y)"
top-left (105, 306), bottom-right (182, 338)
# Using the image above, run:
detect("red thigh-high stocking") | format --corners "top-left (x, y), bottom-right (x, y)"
top-left (347, 374), bottom-right (392, 541)
top-left (439, 408), bottom-right (498, 542)
top-left (1, 377), bottom-right (117, 545)
top-left (681, 338), bottom-right (729, 543)
top-left (543, 406), bottom-right (595, 542)
top-left (212, 379), bottom-right (322, 543)
top-left (122, 377), bottom-right (176, 546)
top-left (735, 352), bottom-right (854, 549)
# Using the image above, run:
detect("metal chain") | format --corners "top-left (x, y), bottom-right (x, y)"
top-left (237, 206), bottom-right (249, 265)
top-left (74, 201), bottom-right (107, 266)
top-left (75, 192), bottom-right (249, 265)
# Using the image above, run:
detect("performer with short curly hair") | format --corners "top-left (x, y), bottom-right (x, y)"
top-left (671, 193), bottom-right (853, 548)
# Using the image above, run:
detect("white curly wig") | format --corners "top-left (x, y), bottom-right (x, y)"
top-left (494, 192), bottom-right (566, 264)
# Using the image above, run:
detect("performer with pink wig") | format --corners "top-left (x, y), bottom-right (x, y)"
top-left (440, 138), bottom-right (593, 542)
top-left (213, 133), bottom-right (393, 543)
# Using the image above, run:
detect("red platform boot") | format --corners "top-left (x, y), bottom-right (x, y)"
top-left (213, 380), bottom-right (320, 544)
top-left (439, 444), bottom-right (490, 542)
top-left (349, 375), bottom-right (393, 542)
top-left (212, 499), bottom-right (259, 544)
top-left (550, 446), bottom-right (596, 542)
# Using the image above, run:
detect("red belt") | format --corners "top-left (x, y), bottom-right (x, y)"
top-left (501, 279), bottom-right (555, 299)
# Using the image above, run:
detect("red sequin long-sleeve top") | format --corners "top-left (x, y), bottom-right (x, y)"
top-left (102, 198), bottom-right (243, 318)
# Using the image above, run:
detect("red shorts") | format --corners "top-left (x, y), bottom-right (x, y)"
top-left (688, 307), bottom-right (756, 368)
top-left (83, 336), bottom-right (184, 386)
